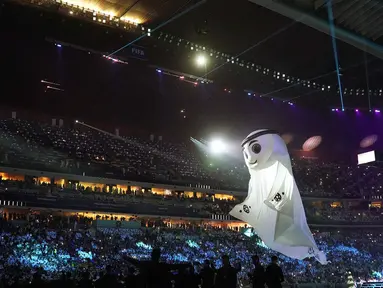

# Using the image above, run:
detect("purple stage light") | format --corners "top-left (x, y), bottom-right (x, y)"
top-left (355, 109), bottom-right (359, 112)
top-left (156, 69), bottom-right (162, 73)
top-left (375, 109), bottom-right (380, 113)
top-left (335, 108), bottom-right (339, 111)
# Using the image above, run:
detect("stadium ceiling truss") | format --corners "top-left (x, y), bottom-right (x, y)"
top-left (248, 0), bottom-right (383, 60)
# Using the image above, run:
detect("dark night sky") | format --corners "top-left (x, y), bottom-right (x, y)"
top-left (0, 0), bottom-right (383, 161)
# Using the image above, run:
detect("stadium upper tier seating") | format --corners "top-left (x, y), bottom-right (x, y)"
top-left (0, 118), bottom-right (381, 198)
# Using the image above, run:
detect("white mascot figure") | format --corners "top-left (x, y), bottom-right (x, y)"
top-left (230, 129), bottom-right (327, 264)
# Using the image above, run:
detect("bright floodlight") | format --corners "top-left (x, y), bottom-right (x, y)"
top-left (196, 55), bottom-right (207, 66)
top-left (209, 139), bottom-right (226, 154)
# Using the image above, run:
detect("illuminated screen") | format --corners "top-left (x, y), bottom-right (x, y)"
top-left (358, 150), bottom-right (376, 165)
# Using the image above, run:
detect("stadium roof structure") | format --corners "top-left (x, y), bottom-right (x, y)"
top-left (10, 0), bottom-right (202, 25)
top-left (249, 0), bottom-right (383, 60)
top-left (3, 0), bottom-right (383, 110)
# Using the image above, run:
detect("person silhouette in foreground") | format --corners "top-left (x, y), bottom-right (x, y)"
top-left (125, 248), bottom-right (191, 288)
top-left (215, 255), bottom-right (239, 288)
top-left (199, 260), bottom-right (216, 288)
top-left (248, 255), bottom-right (265, 288)
top-left (124, 266), bottom-right (138, 288)
top-left (78, 271), bottom-right (93, 288)
top-left (30, 272), bottom-right (45, 288)
top-left (265, 256), bottom-right (284, 288)
top-left (95, 265), bottom-right (119, 288)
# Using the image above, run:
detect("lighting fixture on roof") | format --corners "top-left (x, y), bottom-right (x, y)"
top-left (196, 55), bottom-right (207, 66)
top-left (209, 139), bottom-right (227, 155)
top-left (120, 17), bottom-right (140, 24)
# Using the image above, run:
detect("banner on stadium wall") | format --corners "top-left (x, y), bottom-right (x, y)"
top-left (93, 220), bottom-right (141, 229)
top-left (127, 45), bottom-right (147, 61)
top-left (315, 232), bottom-right (330, 237)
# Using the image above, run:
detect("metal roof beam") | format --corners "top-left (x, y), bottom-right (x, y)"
top-left (248, 0), bottom-right (383, 60)
top-left (347, 1), bottom-right (381, 30)
top-left (360, 17), bottom-right (383, 38)
top-left (336, 1), bottom-right (366, 24)
top-left (355, 4), bottom-right (383, 33)
top-left (342, 1), bottom-right (377, 32)
top-left (333, 0), bottom-right (359, 19)
top-left (120, 0), bottom-right (141, 18)
top-left (367, 23), bottom-right (383, 40)
top-left (314, 0), bottom-right (345, 10)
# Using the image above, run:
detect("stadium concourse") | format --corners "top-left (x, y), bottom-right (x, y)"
top-left (0, 116), bottom-right (381, 287)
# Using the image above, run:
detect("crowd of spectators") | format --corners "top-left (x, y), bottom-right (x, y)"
top-left (0, 118), bottom-right (382, 198)
top-left (0, 118), bottom-right (382, 286)
top-left (0, 213), bottom-right (383, 287)
top-left (2, 179), bottom-right (383, 224)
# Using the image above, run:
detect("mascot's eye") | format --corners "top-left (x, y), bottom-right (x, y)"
top-left (252, 143), bottom-right (261, 154)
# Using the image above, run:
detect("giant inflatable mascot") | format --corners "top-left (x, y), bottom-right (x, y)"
top-left (230, 129), bottom-right (327, 264)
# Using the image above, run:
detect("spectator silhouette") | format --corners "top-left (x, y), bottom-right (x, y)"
top-left (199, 260), bottom-right (215, 288)
top-left (265, 256), bottom-right (284, 288)
top-left (95, 266), bottom-right (118, 288)
top-left (215, 255), bottom-right (238, 288)
top-left (78, 271), bottom-right (93, 288)
top-left (30, 272), bottom-right (45, 288)
top-left (124, 267), bottom-right (137, 288)
top-left (249, 255), bottom-right (265, 288)
top-left (125, 248), bottom-right (190, 288)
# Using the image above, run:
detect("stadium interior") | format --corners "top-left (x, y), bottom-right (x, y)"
top-left (1, 0), bottom-right (383, 286)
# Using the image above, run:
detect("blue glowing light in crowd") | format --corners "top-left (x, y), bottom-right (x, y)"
top-left (186, 240), bottom-right (200, 249)
top-left (334, 245), bottom-right (360, 255)
top-left (166, 253), bottom-right (188, 262)
top-left (12, 240), bottom-right (71, 272)
top-left (373, 271), bottom-right (383, 279)
top-left (136, 242), bottom-right (152, 250)
top-left (77, 250), bottom-right (93, 260)
top-left (243, 228), bottom-right (254, 238)
top-left (256, 239), bottom-right (269, 249)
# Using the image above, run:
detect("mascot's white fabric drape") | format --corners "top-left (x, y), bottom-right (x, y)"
top-left (230, 129), bottom-right (327, 264)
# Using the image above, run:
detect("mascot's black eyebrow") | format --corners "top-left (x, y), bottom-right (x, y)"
top-left (241, 129), bottom-right (278, 147)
